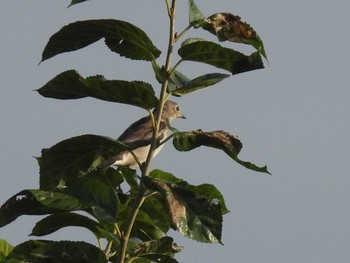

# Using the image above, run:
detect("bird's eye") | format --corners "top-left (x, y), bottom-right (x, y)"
top-left (175, 105), bottom-right (180, 112)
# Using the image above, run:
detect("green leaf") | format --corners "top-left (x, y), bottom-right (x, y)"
top-left (30, 213), bottom-right (104, 238)
top-left (4, 240), bottom-right (107, 263)
top-left (188, 0), bottom-right (206, 28)
top-left (41, 19), bottom-right (161, 62)
top-left (0, 190), bottom-right (88, 227)
top-left (178, 39), bottom-right (264, 75)
top-left (149, 169), bottom-right (229, 215)
top-left (149, 179), bottom-right (222, 243)
top-left (0, 239), bottom-right (13, 260)
top-left (116, 207), bottom-right (166, 242)
top-left (173, 129), bottom-right (271, 174)
top-left (140, 194), bottom-right (172, 235)
top-left (202, 12), bottom-right (267, 60)
top-left (129, 237), bottom-right (181, 263)
top-left (37, 134), bottom-right (130, 191)
top-left (149, 169), bottom-right (184, 184)
top-left (63, 175), bottom-right (119, 223)
top-left (37, 70), bottom-right (158, 110)
top-left (185, 183), bottom-right (229, 214)
top-left (68, 0), bottom-right (89, 7)
top-left (171, 72), bottom-right (230, 96)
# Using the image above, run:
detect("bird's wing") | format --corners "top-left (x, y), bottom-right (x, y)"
top-left (118, 116), bottom-right (153, 143)
top-left (118, 116), bottom-right (167, 143)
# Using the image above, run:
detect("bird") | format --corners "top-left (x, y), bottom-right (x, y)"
top-left (99, 100), bottom-right (185, 169)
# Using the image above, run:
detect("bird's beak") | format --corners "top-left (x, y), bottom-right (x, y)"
top-left (179, 113), bottom-right (186, 119)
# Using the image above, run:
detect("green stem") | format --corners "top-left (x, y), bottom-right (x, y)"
top-left (175, 24), bottom-right (192, 42)
top-left (115, 1), bottom-right (178, 263)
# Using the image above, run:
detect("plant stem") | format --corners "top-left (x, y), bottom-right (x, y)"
top-left (115, 1), bottom-right (177, 263)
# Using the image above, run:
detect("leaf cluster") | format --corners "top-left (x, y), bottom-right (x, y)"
top-left (0, 1), bottom-right (269, 262)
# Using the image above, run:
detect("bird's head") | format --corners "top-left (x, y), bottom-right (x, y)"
top-left (157, 100), bottom-right (186, 122)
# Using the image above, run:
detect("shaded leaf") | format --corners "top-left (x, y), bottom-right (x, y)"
top-left (149, 169), bottom-right (229, 214)
top-left (63, 174), bottom-right (119, 223)
top-left (150, 179), bottom-right (222, 243)
top-left (188, 0), bottom-right (206, 28)
top-left (178, 39), bottom-right (264, 75)
top-left (30, 213), bottom-right (104, 238)
top-left (173, 130), bottom-right (270, 174)
top-left (171, 72), bottom-right (230, 96)
top-left (37, 70), bottom-right (158, 110)
top-left (149, 169), bottom-right (184, 185)
top-left (37, 134), bottom-right (131, 191)
top-left (202, 12), bottom-right (267, 60)
top-left (68, 0), bottom-right (89, 7)
top-left (140, 194), bottom-right (172, 235)
top-left (4, 240), bottom-right (107, 263)
top-left (129, 237), bottom-right (181, 263)
top-left (117, 206), bottom-right (166, 242)
top-left (0, 239), bottom-right (13, 261)
top-left (41, 19), bottom-right (161, 62)
top-left (0, 190), bottom-right (87, 227)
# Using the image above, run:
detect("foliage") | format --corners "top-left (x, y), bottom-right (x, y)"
top-left (0, 0), bottom-right (269, 262)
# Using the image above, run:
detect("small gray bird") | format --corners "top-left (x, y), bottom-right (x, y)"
top-left (99, 100), bottom-right (185, 169)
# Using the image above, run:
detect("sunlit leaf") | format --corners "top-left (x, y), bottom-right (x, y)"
top-left (202, 12), bottom-right (267, 60)
top-left (188, 0), bottom-right (206, 28)
top-left (37, 70), bottom-right (158, 110)
top-left (178, 39), bottom-right (264, 75)
top-left (41, 19), bottom-right (161, 62)
top-left (173, 130), bottom-right (270, 174)
top-left (4, 240), bottom-right (107, 263)
top-left (0, 239), bottom-right (13, 260)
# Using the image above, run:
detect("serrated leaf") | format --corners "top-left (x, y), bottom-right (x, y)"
top-left (0, 190), bottom-right (88, 227)
top-left (37, 70), bottom-right (158, 110)
top-left (41, 19), bottom-right (161, 62)
top-left (150, 179), bottom-right (222, 243)
top-left (202, 12), bottom-right (267, 60)
top-left (37, 134), bottom-right (132, 191)
top-left (30, 213), bottom-right (104, 238)
top-left (178, 39), bottom-right (264, 75)
top-left (188, 0), bottom-right (206, 28)
top-left (173, 130), bottom-right (270, 174)
top-left (171, 73), bottom-right (230, 96)
top-left (0, 239), bottom-right (14, 260)
top-left (4, 240), bottom-right (107, 263)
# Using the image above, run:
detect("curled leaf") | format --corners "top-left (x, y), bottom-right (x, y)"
top-left (202, 12), bottom-right (267, 60)
top-left (173, 130), bottom-right (270, 174)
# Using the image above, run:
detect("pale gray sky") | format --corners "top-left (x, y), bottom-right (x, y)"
top-left (1, 1), bottom-right (350, 262)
